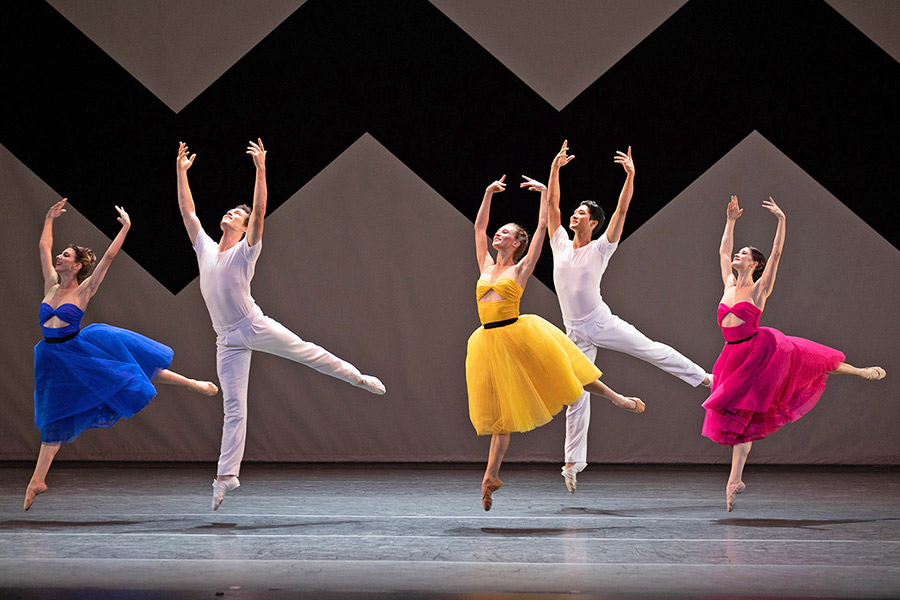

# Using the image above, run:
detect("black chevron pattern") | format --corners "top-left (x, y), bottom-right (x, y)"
top-left (2, 0), bottom-right (898, 293)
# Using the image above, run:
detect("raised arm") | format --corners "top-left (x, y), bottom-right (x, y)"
top-left (39, 199), bottom-right (67, 293)
top-left (719, 195), bottom-right (742, 287)
top-left (475, 176), bottom-right (505, 271)
top-left (753, 197), bottom-right (785, 301)
top-left (176, 142), bottom-right (202, 245)
top-left (547, 140), bottom-right (574, 234)
top-left (515, 176), bottom-right (549, 282)
top-left (245, 138), bottom-right (267, 247)
top-left (81, 206), bottom-right (130, 298)
top-left (604, 146), bottom-right (634, 243)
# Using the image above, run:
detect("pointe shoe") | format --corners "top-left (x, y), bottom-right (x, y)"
top-left (24, 483), bottom-right (48, 511)
top-left (481, 478), bottom-right (503, 511)
top-left (561, 468), bottom-right (577, 493)
top-left (621, 397), bottom-right (645, 413)
top-left (725, 481), bottom-right (745, 512)
top-left (212, 476), bottom-right (240, 511)
top-left (863, 367), bottom-right (886, 381)
top-left (358, 375), bottom-right (386, 395)
top-left (198, 381), bottom-right (219, 396)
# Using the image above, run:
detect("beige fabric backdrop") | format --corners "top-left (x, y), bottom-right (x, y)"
top-left (1, 2), bottom-right (898, 464)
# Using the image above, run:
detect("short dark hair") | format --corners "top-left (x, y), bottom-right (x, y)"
top-left (579, 200), bottom-right (606, 239)
top-left (234, 204), bottom-right (252, 226)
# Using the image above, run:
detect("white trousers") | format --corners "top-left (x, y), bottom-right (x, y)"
top-left (215, 306), bottom-right (363, 477)
top-left (563, 307), bottom-right (707, 467)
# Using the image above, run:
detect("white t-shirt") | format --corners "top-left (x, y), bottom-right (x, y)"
top-left (194, 230), bottom-right (262, 330)
top-left (549, 225), bottom-right (618, 322)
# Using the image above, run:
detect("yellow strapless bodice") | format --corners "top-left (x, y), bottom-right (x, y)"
top-left (476, 278), bottom-right (522, 325)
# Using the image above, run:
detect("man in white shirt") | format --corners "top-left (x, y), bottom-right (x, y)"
top-left (176, 140), bottom-right (385, 510)
top-left (547, 142), bottom-right (710, 493)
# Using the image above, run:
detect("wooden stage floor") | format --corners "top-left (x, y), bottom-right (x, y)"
top-left (0, 463), bottom-right (898, 599)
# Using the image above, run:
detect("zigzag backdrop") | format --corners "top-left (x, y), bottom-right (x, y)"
top-left (1, 0), bottom-right (898, 464)
top-left (3, 0), bottom-right (898, 292)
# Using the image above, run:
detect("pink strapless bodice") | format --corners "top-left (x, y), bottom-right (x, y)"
top-left (717, 302), bottom-right (761, 343)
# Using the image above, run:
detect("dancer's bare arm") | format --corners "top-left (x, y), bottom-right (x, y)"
top-left (515, 176), bottom-right (549, 283)
top-left (753, 197), bottom-right (785, 302)
top-left (475, 176), bottom-right (505, 271)
top-left (82, 206), bottom-right (130, 298)
top-left (176, 142), bottom-right (202, 245)
top-left (548, 140), bottom-right (573, 234)
top-left (39, 199), bottom-right (67, 294)
top-left (605, 146), bottom-right (634, 243)
top-left (720, 196), bottom-right (742, 288)
top-left (245, 138), bottom-right (267, 247)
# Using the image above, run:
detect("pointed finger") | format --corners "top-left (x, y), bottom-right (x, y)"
top-left (627, 145), bottom-right (632, 157)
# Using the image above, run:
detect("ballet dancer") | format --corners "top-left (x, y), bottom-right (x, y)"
top-left (26, 199), bottom-right (218, 510)
top-left (467, 174), bottom-right (642, 511)
top-left (547, 141), bottom-right (708, 493)
top-left (706, 195), bottom-right (885, 511)
top-left (176, 140), bottom-right (385, 510)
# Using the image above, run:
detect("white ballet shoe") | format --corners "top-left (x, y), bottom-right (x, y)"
top-left (212, 476), bottom-right (240, 511)
top-left (561, 462), bottom-right (586, 493)
top-left (358, 375), bottom-right (386, 395)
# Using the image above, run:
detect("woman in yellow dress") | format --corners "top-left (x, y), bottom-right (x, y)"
top-left (468, 174), bottom-right (644, 511)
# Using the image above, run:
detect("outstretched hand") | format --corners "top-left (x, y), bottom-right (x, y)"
top-left (520, 175), bottom-right (547, 193)
top-left (614, 146), bottom-right (634, 175)
top-left (247, 138), bottom-right (266, 170)
top-left (762, 196), bottom-right (784, 220)
top-left (115, 205), bottom-right (130, 228)
top-left (47, 198), bottom-right (67, 220)
top-left (552, 140), bottom-right (575, 169)
top-left (177, 142), bottom-right (196, 172)
top-left (486, 175), bottom-right (507, 194)
top-left (726, 195), bottom-right (743, 221)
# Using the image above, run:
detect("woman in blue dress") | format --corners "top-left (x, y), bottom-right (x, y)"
top-left (26, 199), bottom-right (219, 510)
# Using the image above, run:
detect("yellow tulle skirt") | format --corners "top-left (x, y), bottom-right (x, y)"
top-left (466, 314), bottom-right (602, 435)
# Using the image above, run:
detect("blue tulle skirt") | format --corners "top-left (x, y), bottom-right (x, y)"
top-left (34, 323), bottom-right (174, 443)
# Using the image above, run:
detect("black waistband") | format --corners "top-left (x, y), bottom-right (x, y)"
top-left (484, 317), bottom-right (518, 329)
top-left (726, 332), bottom-right (758, 345)
top-left (44, 330), bottom-right (80, 343)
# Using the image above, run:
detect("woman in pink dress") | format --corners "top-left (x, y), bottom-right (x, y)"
top-left (703, 195), bottom-right (885, 511)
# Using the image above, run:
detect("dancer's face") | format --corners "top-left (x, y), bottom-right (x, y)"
top-left (569, 206), bottom-right (597, 234)
top-left (492, 225), bottom-right (521, 253)
top-left (55, 248), bottom-right (81, 277)
top-left (732, 247), bottom-right (757, 271)
top-left (220, 208), bottom-right (249, 233)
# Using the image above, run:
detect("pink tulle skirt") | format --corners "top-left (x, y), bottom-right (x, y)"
top-left (701, 327), bottom-right (844, 445)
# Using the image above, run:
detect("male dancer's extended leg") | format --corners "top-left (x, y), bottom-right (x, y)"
top-left (590, 315), bottom-right (707, 386)
top-left (213, 339), bottom-right (251, 509)
top-left (562, 339), bottom-right (597, 492)
top-left (245, 312), bottom-right (384, 394)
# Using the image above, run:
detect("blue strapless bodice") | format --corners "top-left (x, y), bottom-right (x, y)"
top-left (39, 302), bottom-right (84, 338)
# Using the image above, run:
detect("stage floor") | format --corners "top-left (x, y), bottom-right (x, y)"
top-left (0, 463), bottom-right (898, 599)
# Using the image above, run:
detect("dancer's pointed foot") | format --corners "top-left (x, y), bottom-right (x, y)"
top-left (861, 367), bottom-right (886, 381)
top-left (561, 467), bottom-right (577, 493)
top-left (358, 375), bottom-right (386, 395)
top-left (725, 481), bottom-right (745, 512)
top-left (481, 478), bottom-right (503, 511)
top-left (212, 476), bottom-right (240, 511)
top-left (195, 380), bottom-right (218, 396)
top-left (613, 396), bottom-right (645, 413)
top-left (24, 482), bottom-right (48, 511)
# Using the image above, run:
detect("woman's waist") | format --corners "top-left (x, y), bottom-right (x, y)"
top-left (476, 301), bottom-right (520, 325)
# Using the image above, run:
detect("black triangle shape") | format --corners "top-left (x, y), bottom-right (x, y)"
top-left (2, 0), bottom-right (898, 293)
